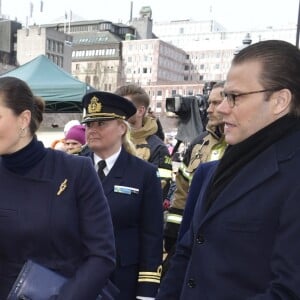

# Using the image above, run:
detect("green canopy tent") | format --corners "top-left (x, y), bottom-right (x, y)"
top-left (0, 55), bottom-right (89, 112)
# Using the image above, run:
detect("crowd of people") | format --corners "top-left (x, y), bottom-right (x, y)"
top-left (1, 39), bottom-right (300, 299)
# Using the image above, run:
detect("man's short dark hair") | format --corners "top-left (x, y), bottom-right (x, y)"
top-left (232, 40), bottom-right (300, 116)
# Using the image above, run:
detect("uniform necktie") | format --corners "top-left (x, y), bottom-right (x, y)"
top-left (97, 160), bottom-right (106, 181)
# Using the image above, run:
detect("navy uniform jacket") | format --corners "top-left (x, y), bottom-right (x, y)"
top-left (0, 149), bottom-right (115, 300)
top-left (157, 130), bottom-right (300, 299)
top-left (87, 147), bottom-right (164, 300)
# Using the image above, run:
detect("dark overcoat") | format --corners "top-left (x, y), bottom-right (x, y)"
top-left (177, 160), bottom-right (217, 241)
top-left (157, 130), bottom-right (300, 299)
top-left (88, 147), bottom-right (164, 300)
top-left (0, 148), bottom-right (115, 300)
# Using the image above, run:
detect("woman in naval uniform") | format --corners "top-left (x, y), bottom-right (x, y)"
top-left (81, 91), bottom-right (164, 300)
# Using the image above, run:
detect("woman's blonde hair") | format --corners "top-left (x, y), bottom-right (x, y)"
top-left (118, 119), bottom-right (136, 155)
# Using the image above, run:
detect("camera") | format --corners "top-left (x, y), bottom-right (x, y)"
top-left (166, 82), bottom-right (216, 125)
top-left (165, 81), bottom-right (216, 144)
top-left (166, 95), bottom-right (207, 122)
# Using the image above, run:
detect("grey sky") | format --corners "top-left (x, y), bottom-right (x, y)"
top-left (2, 0), bottom-right (299, 31)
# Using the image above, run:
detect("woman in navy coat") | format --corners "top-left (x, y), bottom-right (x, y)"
top-left (0, 77), bottom-right (116, 300)
top-left (81, 91), bottom-right (164, 300)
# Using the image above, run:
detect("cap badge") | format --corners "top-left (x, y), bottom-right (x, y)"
top-left (88, 96), bottom-right (102, 114)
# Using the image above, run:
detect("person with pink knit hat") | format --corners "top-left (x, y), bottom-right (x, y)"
top-left (65, 124), bottom-right (86, 154)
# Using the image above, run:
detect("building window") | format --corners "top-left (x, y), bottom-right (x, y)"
top-left (53, 41), bottom-right (57, 52)
top-left (58, 56), bottom-right (63, 67)
top-left (85, 76), bottom-right (91, 85)
top-left (143, 68), bottom-right (147, 73)
top-left (157, 90), bottom-right (162, 96)
top-left (171, 90), bottom-right (176, 95)
top-left (75, 64), bottom-right (80, 71)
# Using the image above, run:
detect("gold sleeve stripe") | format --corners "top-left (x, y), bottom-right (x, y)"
top-left (138, 266), bottom-right (162, 283)
top-left (139, 271), bottom-right (161, 276)
top-left (139, 275), bottom-right (160, 279)
top-left (138, 278), bottom-right (160, 283)
top-left (138, 273), bottom-right (161, 277)
top-left (138, 274), bottom-right (161, 283)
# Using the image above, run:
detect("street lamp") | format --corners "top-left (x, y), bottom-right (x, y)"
top-left (234, 33), bottom-right (252, 55)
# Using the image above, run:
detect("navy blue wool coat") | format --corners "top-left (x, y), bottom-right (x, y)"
top-left (157, 130), bottom-right (300, 299)
top-left (0, 149), bottom-right (116, 300)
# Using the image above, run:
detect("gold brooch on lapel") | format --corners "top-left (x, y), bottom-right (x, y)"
top-left (57, 179), bottom-right (68, 196)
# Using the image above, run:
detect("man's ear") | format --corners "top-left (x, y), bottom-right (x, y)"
top-left (273, 89), bottom-right (292, 115)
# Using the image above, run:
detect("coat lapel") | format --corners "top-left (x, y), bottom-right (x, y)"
top-left (101, 148), bottom-right (128, 196)
top-left (199, 146), bottom-right (279, 225)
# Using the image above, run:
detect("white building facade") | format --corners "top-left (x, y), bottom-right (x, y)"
top-left (153, 20), bottom-right (297, 81)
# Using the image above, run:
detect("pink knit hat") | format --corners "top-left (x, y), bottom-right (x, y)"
top-left (65, 125), bottom-right (86, 145)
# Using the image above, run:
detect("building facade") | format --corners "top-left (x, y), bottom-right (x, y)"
top-left (6, 9), bottom-right (298, 119)
top-left (44, 19), bottom-right (136, 92)
top-left (17, 26), bottom-right (73, 72)
top-left (71, 30), bottom-right (123, 92)
top-left (152, 19), bottom-right (297, 81)
top-left (0, 19), bottom-right (22, 73)
top-left (121, 38), bottom-right (187, 85)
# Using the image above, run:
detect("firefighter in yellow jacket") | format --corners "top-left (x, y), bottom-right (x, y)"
top-left (115, 84), bottom-right (173, 199)
top-left (164, 81), bottom-right (227, 255)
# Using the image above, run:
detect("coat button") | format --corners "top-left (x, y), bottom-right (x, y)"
top-left (196, 234), bottom-right (205, 244)
top-left (187, 278), bottom-right (196, 288)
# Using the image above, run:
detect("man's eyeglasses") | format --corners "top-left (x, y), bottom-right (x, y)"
top-left (220, 89), bottom-right (280, 108)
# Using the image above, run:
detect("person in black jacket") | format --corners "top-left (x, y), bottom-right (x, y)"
top-left (157, 40), bottom-right (300, 300)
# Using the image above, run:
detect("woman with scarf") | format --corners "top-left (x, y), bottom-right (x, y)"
top-left (0, 77), bottom-right (116, 300)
